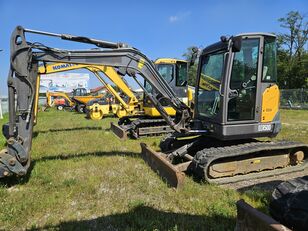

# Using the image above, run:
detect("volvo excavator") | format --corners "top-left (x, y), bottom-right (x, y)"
top-left (0, 27), bottom-right (307, 192)
top-left (141, 33), bottom-right (308, 187)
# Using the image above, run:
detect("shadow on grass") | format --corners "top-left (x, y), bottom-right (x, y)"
top-left (28, 205), bottom-right (235, 231)
top-left (33, 126), bottom-right (104, 137)
top-left (0, 150), bottom-right (139, 187)
top-left (35, 150), bottom-right (139, 162)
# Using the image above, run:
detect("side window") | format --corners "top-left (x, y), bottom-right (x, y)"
top-left (228, 38), bottom-right (260, 121)
top-left (176, 62), bottom-right (188, 86)
top-left (262, 37), bottom-right (277, 82)
top-left (144, 80), bottom-right (152, 92)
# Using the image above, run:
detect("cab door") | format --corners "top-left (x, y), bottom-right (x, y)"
top-left (226, 37), bottom-right (261, 123)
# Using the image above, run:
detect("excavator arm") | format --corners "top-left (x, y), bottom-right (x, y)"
top-left (0, 26), bottom-right (191, 177)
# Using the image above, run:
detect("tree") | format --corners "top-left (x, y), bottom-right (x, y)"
top-left (277, 11), bottom-right (308, 89)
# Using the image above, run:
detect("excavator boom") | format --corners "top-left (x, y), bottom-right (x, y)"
top-left (0, 26), bottom-right (191, 178)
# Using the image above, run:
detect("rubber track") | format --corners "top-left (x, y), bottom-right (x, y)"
top-left (193, 141), bottom-right (308, 184)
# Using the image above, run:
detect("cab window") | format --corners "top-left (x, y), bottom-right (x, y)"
top-left (176, 62), bottom-right (188, 86)
top-left (262, 37), bottom-right (277, 82)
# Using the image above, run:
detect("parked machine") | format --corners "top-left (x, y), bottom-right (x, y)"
top-left (70, 87), bottom-right (103, 113)
top-left (111, 58), bottom-right (193, 139)
top-left (1, 27), bottom-right (307, 194)
top-left (141, 33), bottom-right (308, 187)
top-left (45, 91), bottom-right (74, 110)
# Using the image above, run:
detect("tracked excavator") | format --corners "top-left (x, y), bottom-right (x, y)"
top-left (111, 58), bottom-right (193, 139)
top-left (140, 33), bottom-right (308, 187)
top-left (40, 60), bottom-right (190, 128)
top-left (0, 27), bottom-right (307, 191)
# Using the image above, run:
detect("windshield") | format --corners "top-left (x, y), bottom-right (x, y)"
top-left (176, 62), bottom-right (188, 86)
top-left (156, 64), bottom-right (174, 83)
top-left (196, 53), bottom-right (224, 118)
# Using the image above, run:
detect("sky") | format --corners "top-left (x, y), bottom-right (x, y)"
top-left (0, 0), bottom-right (307, 95)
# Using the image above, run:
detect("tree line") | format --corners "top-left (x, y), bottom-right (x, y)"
top-left (183, 11), bottom-right (308, 89)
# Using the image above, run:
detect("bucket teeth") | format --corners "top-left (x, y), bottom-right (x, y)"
top-left (110, 122), bottom-right (128, 140)
top-left (140, 143), bottom-right (185, 188)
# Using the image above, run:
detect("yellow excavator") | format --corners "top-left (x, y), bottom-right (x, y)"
top-left (39, 60), bottom-right (191, 127)
top-left (111, 58), bottom-right (194, 139)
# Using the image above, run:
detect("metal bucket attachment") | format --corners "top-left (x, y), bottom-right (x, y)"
top-left (110, 122), bottom-right (128, 140)
top-left (235, 199), bottom-right (291, 231)
top-left (140, 143), bottom-right (185, 189)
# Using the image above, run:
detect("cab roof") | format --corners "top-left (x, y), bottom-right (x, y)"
top-left (236, 32), bottom-right (276, 38)
top-left (155, 58), bottom-right (187, 64)
top-left (201, 32), bottom-right (276, 56)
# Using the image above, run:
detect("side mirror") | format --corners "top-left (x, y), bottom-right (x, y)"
top-left (232, 36), bottom-right (242, 52)
top-left (189, 47), bottom-right (199, 67)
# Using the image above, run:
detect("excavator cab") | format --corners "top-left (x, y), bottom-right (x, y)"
top-left (155, 58), bottom-right (188, 100)
top-left (194, 33), bottom-right (281, 140)
top-left (142, 58), bottom-right (188, 116)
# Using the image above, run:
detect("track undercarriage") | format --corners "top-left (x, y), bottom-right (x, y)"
top-left (111, 116), bottom-right (173, 139)
top-left (141, 134), bottom-right (308, 188)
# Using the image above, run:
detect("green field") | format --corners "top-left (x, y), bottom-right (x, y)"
top-left (0, 109), bottom-right (307, 230)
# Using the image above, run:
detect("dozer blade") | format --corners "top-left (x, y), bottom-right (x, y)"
top-left (140, 143), bottom-right (185, 188)
top-left (110, 122), bottom-right (128, 140)
top-left (235, 199), bottom-right (291, 231)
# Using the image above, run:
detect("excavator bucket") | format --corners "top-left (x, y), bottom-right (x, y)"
top-left (110, 122), bottom-right (128, 140)
top-left (235, 200), bottom-right (291, 231)
top-left (140, 143), bottom-right (186, 188)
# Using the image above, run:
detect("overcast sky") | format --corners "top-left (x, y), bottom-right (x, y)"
top-left (0, 0), bottom-right (307, 95)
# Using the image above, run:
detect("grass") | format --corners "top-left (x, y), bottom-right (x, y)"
top-left (0, 109), bottom-right (307, 230)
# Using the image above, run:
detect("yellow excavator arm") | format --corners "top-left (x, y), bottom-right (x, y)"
top-left (36, 62), bottom-right (140, 119)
